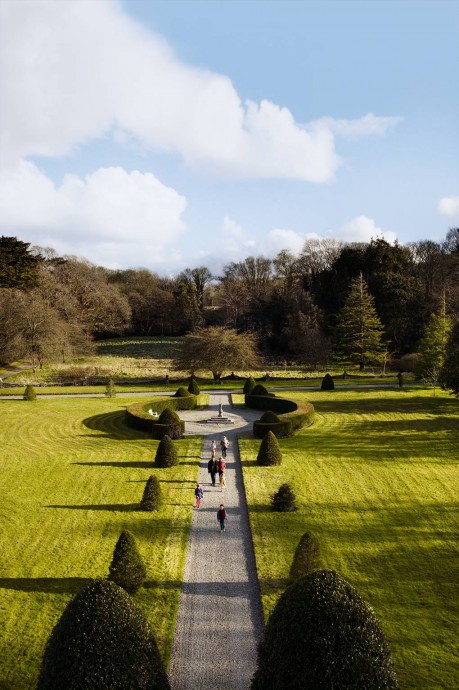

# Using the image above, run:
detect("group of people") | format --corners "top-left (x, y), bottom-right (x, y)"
top-left (193, 485), bottom-right (227, 532)
top-left (208, 437), bottom-right (229, 489)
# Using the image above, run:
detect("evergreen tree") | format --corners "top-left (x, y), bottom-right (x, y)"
top-left (155, 435), bottom-right (178, 467)
top-left (257, 431), bottom-right (282, 466)
top-left (105, 377), bottom-right (117, 397)
top-left (271, 483), bottom-right (297, 512)
top-left (23, 384), bottom-right (37, 401)
top-left (289, 532), bottom-right (322, 581)
top-left (108, 530), bottom-right (147, 595)
top-left (416, 294), bottom-right (452, 388)
top-left (0, 236), bottom-right (42, 288)
top-left (440, 319), bottom-right (459, 397)
top-left (140, 475), bottom-right (163, 511)
top-left (335, 273), bottom-right (384, 370)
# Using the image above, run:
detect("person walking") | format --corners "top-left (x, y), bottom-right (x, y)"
top-left (218, 456), bottom-right (226, 482)
top-left (217, 504), bottom-right (227, 532)
top-left (194, 483), bottom-right (203, 508)
top-left (220, 436), bottom-right (229, 458)
top-left (210, 440), bottom-right (217, 460)
top-left (210, 458), bottom-right (218, 487)
top-left (219, 473), bottom-right (226, 491)
top-left (207, 457), bottom-right (215, 485)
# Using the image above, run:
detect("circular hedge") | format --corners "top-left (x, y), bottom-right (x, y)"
top-left (251, 570), bottom-right (398, 690)
top-left (247, 389), bottom-right (315, 438)
top-left (36, 579), bottom-right (170, 690)
top-left (125, 394), bottom-right (196, 435)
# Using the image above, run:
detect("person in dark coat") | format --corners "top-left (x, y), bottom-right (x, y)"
top-left (211, 458), bottom-right (218, 486)
top-left (207, 457), bottom-right (214, 484)
top-left (217, 504), bottom-right (227, 532)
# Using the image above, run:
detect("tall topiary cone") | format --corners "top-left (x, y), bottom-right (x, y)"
top-left (289, 532), bottom-right (322, 581)
top-left (23, 384), bottom-right (37, 400)
top-left (251, 383), bottom-right (270, 396)
top-left (108, 530), bottom-right (147, 595)
top-left (321, 373), bottom-right (335, 390)
top-left (257, 430), bottom-right (282, 466)
top-left (174, 386), bottom-right (189, 397)
top-left (105, 377), bottom-right (117, 397)
top-left (251, 570), bottom-right (398, 690)
top-left (271, 482), bottom-right (297, 512)
top-left (36, 579), bottom-right (170, 690)
top-left (243, 376), bottom-right (256, 394)
top-left (155, 434), bottom-right (178, 468)
top-left (158, 407), bottom-right (182, 439)
top-left (188, 377), bottom-right (200, 395)
top-left (141, 475), bottom-right (162, 511)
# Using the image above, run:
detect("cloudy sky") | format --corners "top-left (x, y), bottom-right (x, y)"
top-left (0, 0), bottom-right (458, 274)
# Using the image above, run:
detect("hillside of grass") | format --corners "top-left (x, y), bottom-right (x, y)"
top-left (0, 395), bottom-right (201, 689)
top-left (240, 388), bottom-right (458, 690)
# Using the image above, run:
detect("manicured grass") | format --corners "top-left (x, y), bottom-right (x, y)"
top-left (0, 395), bottom-right (201, 689)
top-left (240, 388), bottom-right (458, 690)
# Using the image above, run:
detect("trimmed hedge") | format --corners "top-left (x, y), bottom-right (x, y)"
top-left (251, 570), bottom-right (398, 690)
top-left (248, 391), bottom-right (315, 438)
top-left (321, 373), bottom-right (335, 390)
top-left (36, 579), bottom-right (170, 690)
top-left (155, 435), bottom-right (178, 468)
top-left (108, 530), bottom-right (147, 595)
top-left (125, 393), bottom-right (196, 436)
top-left (257, 431), bottom-right (282, 466)
top-left (289, 532), bottom-right (322, 581)
top-left (141, 475), bottom-right (162, 511)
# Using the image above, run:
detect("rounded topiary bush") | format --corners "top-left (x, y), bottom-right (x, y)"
top-left (251, 383), bottom-right (270, 396)
top-left (188, 377), bottom-right (200, 395)
top-left (289, 532), bottom-right (322, 581)
top-left (259, 410), bottom-right (281, 424)
top-left (36, 579), bottom-right (170, 690)
top-left (321, 373), bottom-right (335, 391)
top-left (251, 570), bottom-right (398, 690)
top-left (271, 482), bottom-right (297, 512)
top-left (174, 386), bottom-right (189, 398)
top-left (108, 530), bottom-right (147, 595)
top-left (257, 430), bottom-right (282, 466)
top-left (155, 434), bottom-right (178, 468)
top-left (243, 376), bottom-right (257, 394)
top-left (141, 475), bottom-right (162, 511)
top-left (23, 384), bottom-right (37, 401)
top-left (156, 408), bottom-right (183, 439)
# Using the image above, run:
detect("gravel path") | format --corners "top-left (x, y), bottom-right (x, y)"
top-left (168, 394), bottom-right (264, 690)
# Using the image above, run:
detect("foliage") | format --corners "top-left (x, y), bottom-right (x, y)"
top-left (440, 319), bottom-right (459, 396)
top-left (188, 377), bottom-right (200, 395)
top-left (105, 377), bottom-right (117, 397)
top-left (155, 434), bottom-right (178, 468)
top-left (174, 386), bottom-right (189, 397)
top-left (36, 579), bottom-right (170, 690)
top-left (415, 297), bottom-right (452, 386)
top-left (259, 411), bottom-right (281, 424)
top-left (271, 482), bottom-right (297, 511)
top-left (289, 532), bottom-right (322, 581)
top-left (335, 273), bottom-right (385, 370)
top-left (0, 236), bottom-right (42, 289)
top-left (108, 530), bottom-right (147, 595)
top-left (23, 384), bottom-right (37, 401)
top-left (251, 383), bottom-right (270, 396)
top-left (257, 431), bottom-right (283, 465)
top-left (174, 326), bottom-right (262, 379)
top-left (321, 373), bottom-right (335, 390)
top-left (251, 570), bottom-right (398, 690)
top-left (141, 475), bottom-right (163, 511)
top-left (243, 376), bottom-right (257, 394)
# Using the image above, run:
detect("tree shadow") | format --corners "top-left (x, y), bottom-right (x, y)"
top-left (0, 577), bottom-right (93, 594)
top-left (82, 411), bottom-right (149, 440)
top-left (143, 580), bottom-right (182, 591)
top-left (45, 503), bottom-right (140, 511)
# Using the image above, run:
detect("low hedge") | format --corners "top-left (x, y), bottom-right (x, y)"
top-left (248, 393), bottom-right (314, 438)
top-left (125, 394), bottom-right (196, 434)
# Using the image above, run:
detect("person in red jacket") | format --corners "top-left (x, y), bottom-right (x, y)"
top-left (217, 504), bottom-right (227, 532)
top-left (218, 457), bottom-right (226, 481)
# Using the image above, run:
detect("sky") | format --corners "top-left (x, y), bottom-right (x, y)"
top-left (0, 0), bottom-right (458, 275)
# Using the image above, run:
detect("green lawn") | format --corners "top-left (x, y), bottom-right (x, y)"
top-left (239, 388), bottom-right (459, 690)
top-left (0, 395), bottom-right (201, 689)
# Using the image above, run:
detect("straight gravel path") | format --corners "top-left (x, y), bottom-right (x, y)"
top-left (169, 394), bottom-right (264, 690)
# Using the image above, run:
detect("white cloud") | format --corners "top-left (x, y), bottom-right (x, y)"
top-left (262, 229), bottom-right (312, 256)
top-left (0, 162), bottom-right (187, 267)
top-left (330, 215), bottom-right (397, 244)
top-left (437, 196), bottom-right (459, 218)
top-left (314, 113), bottom-right (403, 139)
top-left (0, 0), bottom-right (399, 182)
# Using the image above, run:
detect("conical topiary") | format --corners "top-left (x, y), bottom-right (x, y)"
top-left (251, 383), bottom-right (270, 396)
top-left (259, 410), bottom-right (280, 424)
top-left (105, 377), bottom-right (117, 397)
top-left (154, 435), bottom-right (178, 468)
top-left (243, 376), bottom-right (256, 394)
top-left (289, 532), bottom-right (322, 581)
top-left (174, 386), bottom-right (189, 397)
top-left (157, 407), bottom-right (183, 439)
top-left (188, 377), bottom-right (200, 395)
top-left (108, 530), bottom-right (147, 595)
top-left (141, 475), bottom-right (163, 511)
top-left (36, 579), bottom-right (171, 690)
top-left (251, 570), bottom-right (398, 690)
top-left (271, 482), bottom-right (297, 512)
top-left (23, 384), bottom-right (37, 401)
top-left (321, 373), bottom-right (335, 391)
top-left (257, 430), bottom-right (282, 466)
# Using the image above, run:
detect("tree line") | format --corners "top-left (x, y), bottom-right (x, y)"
top-left (0, 231), bottom-right (458, 374)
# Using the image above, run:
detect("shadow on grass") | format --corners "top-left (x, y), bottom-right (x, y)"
top-left (143, 580), bottom-right (182, 590)
top-left (82, 411), bottom-right (149, 440)
top-left (45, 503), bottom-right (140, 511)
top-left (313, 396), bottom-right (458, 417)
top-left (0, 577), bottom-right (93, 594)
top-left (73, 461), bottom-right (154, 469)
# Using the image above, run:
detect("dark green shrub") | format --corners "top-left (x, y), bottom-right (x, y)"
top-left (188, 377), bottom-right (200, 395)
top-left (174, 386), bottom-right (189, 397)
top-left (271, 482), bottom-right (297, 511)
top-left (141, 475), bottom-right (162, 511)
top-left (23, 384), bottom-right (37, 401)
top-left (154, 408), bottom-right (183, 440)
top-left (108, 530), bottom-right (147, 595)
top-left (243, 376), bottom-right (256, 394)
top-left (155, 435), bottom-right (178, 468)
top-left (125, 396), bottom-right (196, 434)
top-left (321, 373), bottom-right (335, 391)
top-left (251, 383), bottom-right (270, 396)
top-left (36, 579), bottom-right (170, 690)
top-left (289, 532), bottom-right (322, 581)
top-left (257, 431), bottom-right (282, 466)
top-left (260, 411), bottom-right (280, 424)
top-left (105, 377), bottom-right (117, 397)
top-left (251, 570), bottom-right (398, 690)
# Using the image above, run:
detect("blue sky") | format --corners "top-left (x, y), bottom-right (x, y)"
top-left (0, 0), bottom-right (458, 274)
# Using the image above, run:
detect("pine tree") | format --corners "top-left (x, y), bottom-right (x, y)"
top-left (23, 384), bottom-right (37, 401)
top-left (105, 377), bottom-right (117, 397)
top-left (257, 431), bottom-right (282, 466)
top-left (155, 435), bottom-right (178, 467)
top-left (440, 319), bottom-right (459, 397)
top-left (335, 273), bottom-right (385, 370)
top-left (108, 530), bottom-right (147, 595)
top-left (416, 294), bottom-right (452, 390)
top-left (141, 475), bottom-right (163, 511)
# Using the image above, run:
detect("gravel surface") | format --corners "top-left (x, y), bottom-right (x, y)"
top-left (169, 394), bottom-right (264, 690)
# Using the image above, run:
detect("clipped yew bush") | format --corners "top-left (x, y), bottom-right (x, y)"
top-left (105, 377), bottom-right (117, 397)
top-left (271, 482), bottom-right (297, 512)
top-left (174, 386), bottom-right (189, 397)
top-left (321, 373), bottom-right (335, 391)
top-left (188, 377), bottom-right (200, 395)
top-left (251, 383), bottom-right (270, 396)
top-left (260, 410), bottom-right (280, 424)
top-left (243, 376), bottom-right (257, 394)
top-left (23, 384), bottom-right (37, 401)
top-left (289, 532), bottom-right (322, 581)
top-left (257, 430), bottom-right (282, 466)
top-left (155, 434), bottom-right (178, 468)
top-left (36, 579), bottom-right (170, 690)
top-left (251, 570), bottom-right (398, 690)
top-left (141, 475), bottom-right (162, 511)
top-left (154, 408), bottom-right (183, 440)
top-left (108, 530), bottom-right (147, 595)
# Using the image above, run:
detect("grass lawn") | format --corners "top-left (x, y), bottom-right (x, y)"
top-left (239, 388), bottom-right (459, 690)
top-left (0, 395), bottom-right (201, 689)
